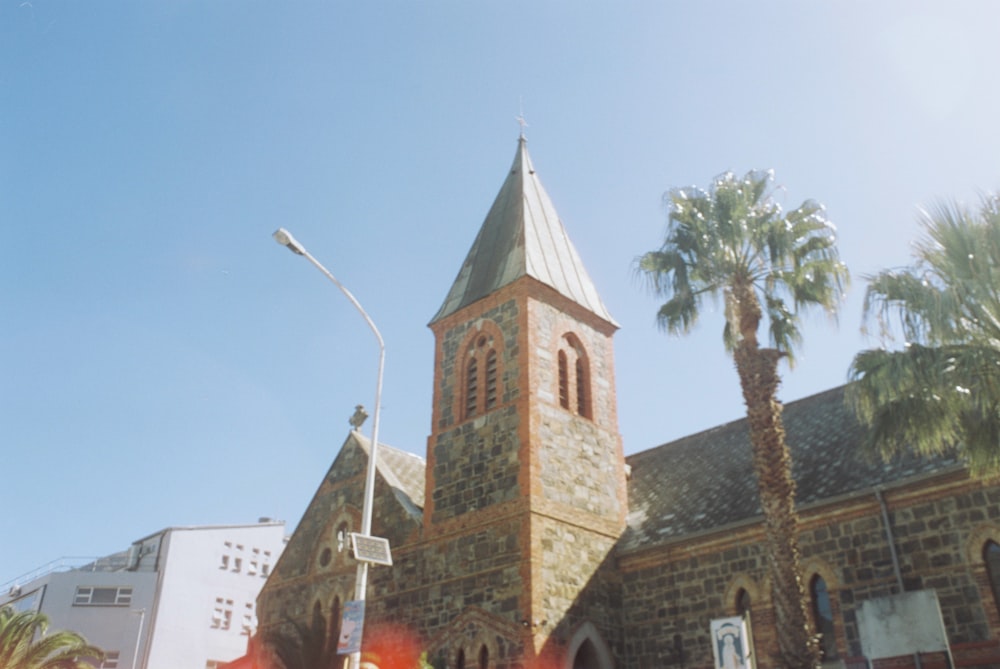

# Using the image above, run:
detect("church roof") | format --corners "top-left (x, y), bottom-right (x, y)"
top-left (620, 385), bottom-right (963, 552)
top-left (351, 431), bottom-right (426, 518)
top-left (430, 136), bottom-right (617, 326)
top-left (350, 385), bottom-right (961, 552)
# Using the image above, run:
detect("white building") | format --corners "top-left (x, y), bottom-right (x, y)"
top-left (1, 521), bottom-right (286, 669)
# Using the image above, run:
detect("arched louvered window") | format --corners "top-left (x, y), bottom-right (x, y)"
top-left (463, 331), bottom-right (501, 419)
top-left (558, 350), bottom-right (570, 409)
top-left (810, 574), bottom-right (837, 660)
top-left (557, 334), bottom-right (592, 419)
top-left (486, 349), bottom-right (498, 409)
top-left (465, 356), bottom-right (479, 418)
top-left (575, 356), bottom-right (588, 416)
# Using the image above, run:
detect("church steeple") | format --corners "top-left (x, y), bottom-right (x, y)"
top-left (430, 136), bottom-right (617, 327)
top-left (423, 136), bottom-right (627, 661)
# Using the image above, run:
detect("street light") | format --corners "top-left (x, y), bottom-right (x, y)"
top-left (273, 227), bottom-right (384, 669)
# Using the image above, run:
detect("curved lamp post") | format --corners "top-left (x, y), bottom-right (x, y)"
top-left (272, 228), bottom-right (384, 669)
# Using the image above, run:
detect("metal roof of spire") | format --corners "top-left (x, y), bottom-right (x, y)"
top-left (430, 136), bottom-right (617, 326)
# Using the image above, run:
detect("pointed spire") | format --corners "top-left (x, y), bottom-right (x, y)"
top-left (431, 137), bottom-right (617, 326)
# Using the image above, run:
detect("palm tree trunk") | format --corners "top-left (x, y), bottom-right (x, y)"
top-left (733, 340), bottom-right (820, 669)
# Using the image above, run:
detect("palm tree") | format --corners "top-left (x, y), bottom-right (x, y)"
top-left (849, 193), bottom-right (1000, 475)
top-left (637, 169), bottom-right (848, 669)
top-left (0, 605), bottom-right (105, 669)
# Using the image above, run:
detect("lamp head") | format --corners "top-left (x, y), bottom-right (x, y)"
top-left (273, 228), bottom-right (305, 255)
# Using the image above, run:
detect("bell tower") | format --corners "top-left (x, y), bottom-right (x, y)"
top-left (423, 135), bottom-right (627, 661)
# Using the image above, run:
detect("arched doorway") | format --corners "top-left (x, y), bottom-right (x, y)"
top-left (565, 622), bottom-right (613, 669)
top-left (572, 639), bottom-right (600, 669)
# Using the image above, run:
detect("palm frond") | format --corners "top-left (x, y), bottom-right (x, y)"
top-left (637, 169), bottom-right (848, 359)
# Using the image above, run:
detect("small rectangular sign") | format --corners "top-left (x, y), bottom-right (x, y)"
top-left (710, 616), bottom-right (753, 669)
top-left (337, 600), bottom-right (365, 655)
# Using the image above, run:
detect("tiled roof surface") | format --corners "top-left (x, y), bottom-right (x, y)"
top-left (621, 385), bottom-right (961, 552)
top-left (430, 136), bottom-right (616, 326)
top-left (352, 432), bottom-right (426, 518)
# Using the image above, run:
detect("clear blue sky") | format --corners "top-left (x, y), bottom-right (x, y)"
top-left (3, 2), bottom-right (999, 583)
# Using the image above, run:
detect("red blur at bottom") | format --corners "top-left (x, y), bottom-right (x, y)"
top-left (359, 624), bottom-right (423, 669)
top-left (359, 625), bottom-right (564, 669)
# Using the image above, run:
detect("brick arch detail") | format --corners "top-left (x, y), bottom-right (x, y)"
top-left (553, 330), bottom-right (592, 419)
top-left (724, 574), bottom-right (764, 614)
top-left (456, 318), bottom-right (506, 421)
top-left (426, 607), bottom-right (521, 669)
top-left (466, 633), bottom-right (498, 669)
top-left (966, 522), bottom-right (1000, 634)
top-left (802, 557), bottom-right (847, 661)
top-left (564, 621), bottom-right (614, 669)
top-left (966, 523), bottom-right (1000, 563)
top-left (802, 557), bottom-right (841, 590)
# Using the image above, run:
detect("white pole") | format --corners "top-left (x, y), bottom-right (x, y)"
top-left (273, 228), bottom-right (383, 669)
top-left (131, 609), bottom-right (146, 669)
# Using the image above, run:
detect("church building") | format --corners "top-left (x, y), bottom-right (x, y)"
top-left (256, 136), bottom-right (1000, 669)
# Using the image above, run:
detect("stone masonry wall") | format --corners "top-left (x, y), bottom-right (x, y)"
top-left (527, 292), bottom-right (627, 526)
top-left (536, 515), bottom-right (625, 664)
top-left (429, 405), bottom-right (522, 525)
top-left (619, 477), bottom-right (1000, 669)
top-left (429, 296), bottom-right (522, 526)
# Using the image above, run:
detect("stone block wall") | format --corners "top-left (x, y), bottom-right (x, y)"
top-left (619, 476), bottom-right (1000, 669)
top-left (429, 406), bottom-right (522, 524)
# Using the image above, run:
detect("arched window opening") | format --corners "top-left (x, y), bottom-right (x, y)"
top-left (465, 357), bottom-right (479, 418)
top-left (463, 332), bottom-right (500, 420)
top-left (478, 644), bottom-right (488, 669)
top-left (558, 350), bottom-right (570, 409)
top-left (329, 597), bottom-right (343, 669)
top-left (573, 639), bottom-right (600, 669)
top-left (810, 574), bottom-right (837, 660)
top-left (985, 541), bottom-right (1000, 616)
top-left (455, 649), bottom-right (465, 669)
top-left (736, 588), bottom-right (751, 617)
top-left (575, 356), bottom-right (589, 417)
top-left (336, 522), bottom-right (350, 555)
top-left (557, 334), bottom-right (592, 419)
top-left (486, 349), bottom-right (498, 409)
top-left (311, 600), bottom-right (326, 639)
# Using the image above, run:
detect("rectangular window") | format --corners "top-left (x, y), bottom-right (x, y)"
top-left (74, 587), bottom-right (133, 606)
top-left (212, 597), bottom-right (234, 630)
top-left (102, 651), bottom-right (120, 669)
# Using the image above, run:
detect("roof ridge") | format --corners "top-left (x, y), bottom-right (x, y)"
top-left (430, 137), bottom-right (616, 326)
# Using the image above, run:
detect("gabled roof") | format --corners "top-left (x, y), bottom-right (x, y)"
top-left (621, 385), bottom-right (962, 552)
top-left (430, 136), bottom-right (617, 326)
top-left (351, 431), bottom-right (426, 519)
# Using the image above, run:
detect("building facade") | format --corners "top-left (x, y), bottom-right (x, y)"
top-left (256, 137), bottom-right (1000, 669)
top-left (2, 521), bottom-right (286, 669)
